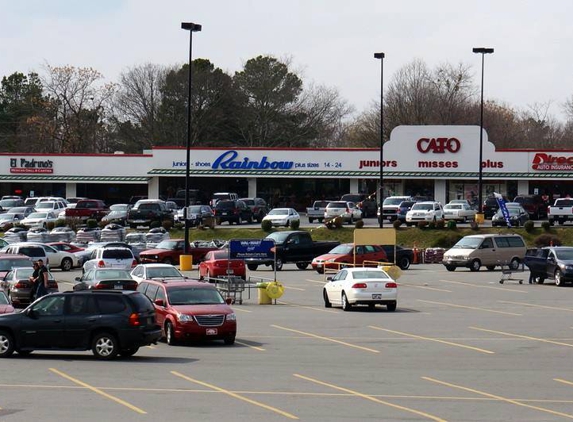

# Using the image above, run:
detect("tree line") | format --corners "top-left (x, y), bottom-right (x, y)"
top-left (1, 55), bottom-right (573, 154)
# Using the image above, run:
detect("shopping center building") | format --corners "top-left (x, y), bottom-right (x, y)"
top-left (1, 125), bottom-right (572, 209)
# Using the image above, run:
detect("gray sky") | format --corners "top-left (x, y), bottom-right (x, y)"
top-left (2, 0), bottom-right (572, 121)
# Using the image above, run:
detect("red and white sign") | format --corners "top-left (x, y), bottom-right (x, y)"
top-left (532, 153), bottom-right (573, 171)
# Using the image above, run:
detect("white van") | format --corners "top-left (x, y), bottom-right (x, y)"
top-left (442, 234), bottom-right (526, 272)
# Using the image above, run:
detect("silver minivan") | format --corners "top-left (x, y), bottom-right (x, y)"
top-left (442, 234), bottom-right (526, 272)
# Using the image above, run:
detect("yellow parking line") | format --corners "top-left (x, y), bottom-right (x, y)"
top-left (49, 368), bottom-right (146, 414)
top-left (423, 376), bottom-right (573, 420)
top-left (171, 371), bottom-right (298, 420)
top-left (418, 300), bottom-right (522, 316)
top-left (305, 278), bottom-right (326, 284)
top-left (232, 307), bottom-right (252, 313)
top-left (235, 340), bottom-right (265, 351)
top-left (272, 325), bottom-right (380, 353)
top-left (294, 374), bottom-right (447, 422)
top-left (499, 300), bottom-right (573, 313)
top-left (284, 286), bottom-right (305, 291)
top-left (440, 279), bottom-right (528, 293)
top-left (400, 284), bottom-right (452, 292)
top-left (470, 327), bottom-right (573, 348)
top-left (555, 378), bottom-right (573, 387)
top-left (369, 326), bottom-right (494, 354)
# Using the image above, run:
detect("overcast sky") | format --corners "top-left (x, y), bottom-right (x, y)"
top-left (2, 0), bottom-right (572, 121)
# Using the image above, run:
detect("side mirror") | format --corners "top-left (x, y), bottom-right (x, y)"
top-left (154, 299), bottom-right (165, 307)
top-left (74, 277), bottom-right (81, 282)
top-left (326, 276), bottom-right (333, 281)
top-left (25, 308), bottom-right (37, 318)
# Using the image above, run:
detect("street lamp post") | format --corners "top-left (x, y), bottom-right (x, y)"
top-left (374, 52), bottom-right (385, 228)
top-left (181, 22), bottom-right (202, 254)
top-left (472, 47), bottom-right (494, 219)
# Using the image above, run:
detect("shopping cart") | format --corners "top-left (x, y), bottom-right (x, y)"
top-left (499, 260), bottom-right (525, 284)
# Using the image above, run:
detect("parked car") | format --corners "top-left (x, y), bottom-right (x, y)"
top-left (47, 242), bottom-right (85, 255)
top-left (127, 199), bottom-right (173, 228)
top-left (324, 201), bottom-right (362, 224)
top-left (199, 249), bottom-right (246, 280)
top-left (35, 200), bottom-right (67, 214)
top-left (27, 242), bottom-right (81, 271)
top-left (0, 198), bottom-right (25, 212)
top-left (2, 267), bottom-right (58, 306)
top-left (306, 200), bottom-right (331, 223)
top-left (389, 201), bottom-right (417, 224)
top-left (213, 199), bottom-right (253, 225)
top-left (0, 254), bottom-right (33, 279)
top-left (101, 203), bottom-right (130, 225)
top-left (210, 192), bottom-right (239, 208)
top-left (0, 290), bottom-right (162, 359)
top-left (0, 213), bottom-right (24, 231)
top-left (73, 268), bottom-right (138, 291)
top-left (483, 196), bottom-right (506, 218)
top-left (6, 206), bottom-right (35, 218)
top-left (491, 205), bottom-right (529, 227)
top-left (1, 243), bottom-right (49, 267)
top-left (130, 263), bottom-right (186, 284)
top-left (381, 245), bottom-right (414, 270)
top-left (261, 208), bottom-right (300, 227)
top-left (20, 211), bottom-right (59, 229)
top-left (548, 198), bottom-right (573, 226)
top-left (137, 279), bottom-right (237, 345)
top-left (139, 239), bottom-right (220, 265)
top-left (240, 197), bottom-right (269, 223)
top-left (381, 196), bottom-right (415, 222)
top-left (0, 291), bottom-right (14, 314)
top-left (340, 193), bottom-right (377, 218)
top-left (405, 201), bottom-right (444, 226)
top-left (175, 204), bottom-right (214, 226)
top-left (83, 246), bottom-right (138, 272)
top-left (512, 195), bottom-right (548, 220)
top-left (322, 267), bottom-right (398, 312)
top-left (311, 244), bottom-right (388, 274)
top-left (524, 246), bottom-right (573, 286)
top-left (443, 203), bottom-right (477, 222)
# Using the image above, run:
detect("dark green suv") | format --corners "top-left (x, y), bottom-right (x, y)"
top-left (0, 290), bottom-right (161, 359)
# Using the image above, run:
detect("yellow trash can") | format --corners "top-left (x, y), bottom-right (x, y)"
top-left (180, 255), bottom-right (193, 271)
top-left (258, 288), bottom-right (272, 305)
top-left (474, 213), bottom-right (485, 224)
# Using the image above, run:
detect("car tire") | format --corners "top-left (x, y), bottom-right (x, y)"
top-left (486, 265), bottom-right (495, 271)
top-left (342, 292), bottom-right (352, 311)
top-left (445, 265), bottom-right (456, 272)
top-left (470, 259), bottom-right (481, 272)
top-left (316, 268), bottom-right (324, 274)
top-left (296, 262), bottom-right (309, 270)
top-left (308, 218), bottom-right (314, 223)
top-left (91, 332), bottom-right (119, 360)
top-left (60, 257), bottom-right (73, 271)
top-left (285, 220), bottom-right (290, 228)
top-left (348, 216), bottom-right (353, 225)
top-left (323, 290), bottom-right (332, 308)
top-left (398, 256), bottom-right (411, 270)
top-left (119, 347), bottom-right (139, 357)
top-left (224, 335), bottom-right (235, 345)
top-left (165, 321), bottom-right (177, 345)
top-left (387, 302), bottom-right (397, 312)
top-left (509, 258), bottom-right (520, 270)
top-left (272, 258), bottom-right (284, 271)
top-left (247, 264), bottom-right (258, 271)
top-left (555, 270), bottom-right (564, 286)
top-left (0, 330), bottom-right (15, 358)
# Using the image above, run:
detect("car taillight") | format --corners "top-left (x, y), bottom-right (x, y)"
top-left (352, 283), bottom-right (367, 289)
top-left (128, 313), bottom-right (141, 326)
top-left (94, 284), bottom-right (107, 289)
top-left (132, 259), bottom-right (137, 268)
top-left (385, 282), bottom-right (397, 288)
top-left (346, 208), bottom-right (350, 213)
top-left (97, 260), bottom-right (105, 268)
top-left (14, 281), bottom-right (28, 288)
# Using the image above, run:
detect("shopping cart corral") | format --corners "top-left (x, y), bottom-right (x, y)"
top-left (211, 276), bottom-right (255, 304)
top-left (499, 260), bottom-right (526, 284)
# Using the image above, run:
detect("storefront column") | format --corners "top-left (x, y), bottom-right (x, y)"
top-left (517, 180), bottom-right (529, 195)
top-left (434, 179), bottom-right (447, 204)
top-left (148, 177), bottom-right (160, 199)
top-left (65, 183), bottom-right (76, 198)
top-left (248, 178), bottom-right (257, 197)
top-left (349, 179), bottom-right (359, 193)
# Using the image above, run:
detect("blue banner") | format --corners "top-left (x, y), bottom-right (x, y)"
top-left (229, 239), bottom-right (275, 260)
top-left (494, 192), bottom-right (511, 227)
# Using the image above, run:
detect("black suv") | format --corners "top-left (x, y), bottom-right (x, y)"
top-left (0, 290), bottom-right (161, 359)
top-left (512, 195), bottom-right (548, 220)
top-left (213, 199), bottom-right (253, 225)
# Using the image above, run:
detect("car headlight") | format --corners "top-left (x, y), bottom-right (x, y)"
top-left (178, 313), bottom-right (193, 322)
top-left (226, 313), bottom-right (236, 321)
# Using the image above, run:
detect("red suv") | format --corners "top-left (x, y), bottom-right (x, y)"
top-left (136, 279), bottom-right (237, 345)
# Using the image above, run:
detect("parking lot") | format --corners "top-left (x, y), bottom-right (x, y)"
top-left (2, 263), bottom-right (573, 421)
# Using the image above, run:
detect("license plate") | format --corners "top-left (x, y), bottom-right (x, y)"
top-left (372, 294), bottom-right (382, 299)
top-left (226, 269), bottom-right (234, 274)
top-left (206, 328), bottom-right (218, 335)
top-left (316, 263), bottom-right (323, 268)
top-left (114, 285), bottom-right (123, 290)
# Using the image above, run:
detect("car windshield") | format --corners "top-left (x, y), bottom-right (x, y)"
top-left (495, 208), bottom-right (521, 216)
top-left (27, 212), bottom-right (49, 219)
top-left (0, 291), bottom-right (8, 304)
top-left (383, 198), bottom-right (407, 206)
top-left (327, 244), bottom-right (354, 254)
top-left (0, 259), bottom-right (32, 271)
top-left (13, 268), bottom-right (55, 280)
top-left (327, 202), bottom-right (346, 208)
top-left (444, 205), bottom-right (461, 210)
top-left (0, 214), bottom-right (16, 221)
top-left (451, 237), bottom-right (482, 249)
top-left (155, 240), bottom-right (181, 250)
top-left (0, 199), bottom-right (20, 207)
top-left (95, 269), bottom-right (132, 279)
top-left (109, 204), bottom-right (129, 211)
top-left (265, 232), bottom-right (290, 245)
top-left (147, 267), bottom-right (183, 278)
top-left (352, 270), bottom-right (389, 279)
top-left (268, 209), bottom-right (289, 216)
top-left (188, 206), bottom-right (204, 213)
top-left (555, 249), bottom-right (573, 260)
top-left (412, 203), bottom-right (433, 211)
top-left (168, 287), bottom-right (225, 305)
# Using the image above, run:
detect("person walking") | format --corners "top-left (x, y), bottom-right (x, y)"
top-left (35, 259), bottom-right (49, 299)
top-left (28, 261), bottom-right (40, 301)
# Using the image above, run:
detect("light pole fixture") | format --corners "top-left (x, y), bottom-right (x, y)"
top-left (374, 52), bottom-right (385, 228)
top-left (181, 22), bottom-right (202, 254)
top-left (472, 47), bottom-right (494, 219)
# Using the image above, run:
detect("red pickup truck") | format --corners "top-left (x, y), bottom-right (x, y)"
top-left (139, 239), bottom-right (220, 265)
top-left (65, 199), bottom-right (108, 221)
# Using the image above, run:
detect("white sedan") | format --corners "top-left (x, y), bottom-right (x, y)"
top-left (443, 203), bottom-right (477, 222)
top-left (20, 211), bottom-right (59, 229)
top-left (323, 267), bottom-right (398, 311)
top-left (130, 263), bottom-right (186, 283)
top-left (27, 242), bottom-right (81, 271)
top-left (261, 208), bottom-right (300, 227)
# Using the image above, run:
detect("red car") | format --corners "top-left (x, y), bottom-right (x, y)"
top-left (311, 243), bottom-right (388, 274)
top-left (139, 239), bottom-right (219, 265)
top-left (199, 250), bottom-right (246, 281)
top-left (0, 291), bottom-right (15, 314)
top-left (137, 279), bottom-right (237, 345)
top-left (47, 242), bottom-right (85, 254)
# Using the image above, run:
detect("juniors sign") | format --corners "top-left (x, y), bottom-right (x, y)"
top-left (9, 158), bottom-right (54, 174)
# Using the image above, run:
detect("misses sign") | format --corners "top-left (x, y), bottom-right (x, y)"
top-left (10, 158), bottom-right (54, 174)
top-left (229, 239), bottom-right (275, 260)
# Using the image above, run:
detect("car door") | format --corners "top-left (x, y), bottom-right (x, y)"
top-left (478, 238), bottom-right (498, 266)
top-left (63, 295), bottom-right (99, 348)
top-left (327, 269), bottom-right (348, 305)
top-left (546, 250), bottom-right (558, 279)
top-left (20, 295), bottom-right (66, 349)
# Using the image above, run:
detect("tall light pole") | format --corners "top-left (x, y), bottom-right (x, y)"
top-left (374, 52), bottom-right (385, 228)
top-left (472, 47), bottom-right (494, 219)
top-left (181, 22), bottom-right (201, 254)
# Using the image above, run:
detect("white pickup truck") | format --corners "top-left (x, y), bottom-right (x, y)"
top-left (548, 198), bottom-right (573, 225)
top-left (306, 200), bottom-right (331, 223)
